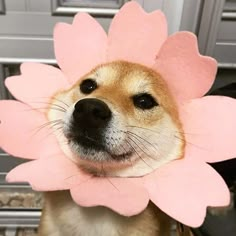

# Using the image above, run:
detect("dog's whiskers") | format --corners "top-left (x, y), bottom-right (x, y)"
top-left (173, 135), bottom-right (207, 150)
top-left (28, 96), bottom-right (69, 109)
top-left (127, 135), bottom-right (156, 161)
top-left (51, 97), bottom-right (70, 108)
top-left (126, 138), bottom-right (154, 171)
top-left (30, 101), bottom-right (67, 112)
top-left (99, 164), bottom-right (120, 191)
top-left (24, 106), bottom-right (66, 113)
top-left (125, 131), bottom-right (158, 157)
top-left (35, 119), bottom-right (64, 132)
top-left (29, 119), bottom-right (65, 145)
top-left (126, 125), bottom-right (205, 150)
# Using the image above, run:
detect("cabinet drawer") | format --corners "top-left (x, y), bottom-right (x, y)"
top-left (224, 0), bottom-right (236, 11)
top-left (0, 38), bottom-right (55, 62)
top-left (214, 43), bottom-right (236, 65)
top-left (217, 20), bottom-right (236, 42)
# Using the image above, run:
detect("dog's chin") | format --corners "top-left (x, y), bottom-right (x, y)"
top-left (67, 138), bottom-right (134, 176)
top-left (71, 145), bottom-right (133, 162)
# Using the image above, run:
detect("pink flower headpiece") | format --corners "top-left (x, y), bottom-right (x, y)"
top-left (1, 1), bottom-right (236, 227)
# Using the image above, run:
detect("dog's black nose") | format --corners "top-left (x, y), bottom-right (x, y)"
top-left (73, 98), bottom-right (112, 128)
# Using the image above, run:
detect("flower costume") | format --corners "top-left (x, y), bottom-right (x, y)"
top-left (1, 1), bottom-right (236, 227)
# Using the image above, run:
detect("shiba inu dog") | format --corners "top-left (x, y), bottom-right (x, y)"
top-left (39, 61), bottom-right (186, 236)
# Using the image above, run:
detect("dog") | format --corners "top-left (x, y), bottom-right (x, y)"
top-left (38, 61), bottom-right (186, 235)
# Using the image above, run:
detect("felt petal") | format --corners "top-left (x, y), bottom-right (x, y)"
top-left (5, 63), bottom-right (69, 109)
top-left (145, 158), bottom-right (230, 227)
top-left (71, 177), bottom-right (149, 216)
top-left (108, 1), bottom-right (167, 66)
top-left (54, 13), bottom-right (107, 84)
top-left (0, 100), bottom-right (59, 159)
top-left (6, 154), bottom-right (89, 191)
top-left (180, 96), bottom-right (236, 163)
top-left (153, 32), bottom-right (217, 104)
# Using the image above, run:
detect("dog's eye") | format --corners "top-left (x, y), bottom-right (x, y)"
top-left (80, 79), bottom-right (98, 94)
top-left (133, 93), bottom-right (158, 110)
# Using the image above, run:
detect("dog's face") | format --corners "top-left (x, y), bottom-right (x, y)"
top-left (47, 61), bottom-right (185, 177)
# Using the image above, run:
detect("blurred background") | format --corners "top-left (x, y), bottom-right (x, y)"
top-left (0, 0), bottom-right (235, 235)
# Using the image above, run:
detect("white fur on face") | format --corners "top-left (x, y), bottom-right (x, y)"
top-left (47, 62), bottom-right (185, 177)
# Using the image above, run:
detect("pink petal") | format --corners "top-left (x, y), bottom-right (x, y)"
top-left (108, 1), bottom-right (167, 66)
top-left (145, 158), bottom-right (230, 227)
top-left (54, 13), bottom-right (107, 84)
top-left (6, 154), bottom-right (88, 191)
top-left (5, 63), bottom-right (69, 109)
top-left (0, 100), bottom-right (59, 159)
top-left (71, 177), bottom-right (149, 216)
top-left (153, 32), bottom-right (217, 104)
top-left (180, 96), bottom-right (236, 163)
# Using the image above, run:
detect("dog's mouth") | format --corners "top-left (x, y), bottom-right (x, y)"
top-left (110, 151), bottom-right (133, 161)
top-left (66, 134), bottom-right (133, 163)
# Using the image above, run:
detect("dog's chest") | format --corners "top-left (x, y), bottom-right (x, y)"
top-left (40, 192), bottom-right (160, 236)
top-left (64, 206), bottom-right (124, 236)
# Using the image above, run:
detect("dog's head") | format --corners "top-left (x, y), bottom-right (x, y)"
top-left (47, 61), bottom-right (185, 177)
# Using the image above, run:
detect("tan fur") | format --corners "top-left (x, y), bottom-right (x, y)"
top-left (42, 61), bottom-right (187, 235)
top-left (62, 61), bottom-right (180, 127)
top-left (39, 191), bottom-right (172, 236)
top-left (48, 61), bottom-right (185, 177)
